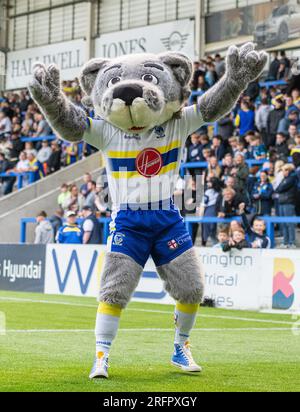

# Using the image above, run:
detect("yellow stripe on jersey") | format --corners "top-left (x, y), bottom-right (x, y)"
top-left (107, 140), bottom-right (181, 159)
top-left (111, 161), bottom-right (178, 179)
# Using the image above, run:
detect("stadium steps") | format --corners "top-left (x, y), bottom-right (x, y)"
top-left (0, 152), bottom-right (104, 243)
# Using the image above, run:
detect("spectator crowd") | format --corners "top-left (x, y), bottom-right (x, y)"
top-left (2, 50), bottom-right (300, 249)
top-left (0, 80), bottom-right (96, 196)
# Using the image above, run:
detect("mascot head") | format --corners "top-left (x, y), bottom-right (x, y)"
top-left (79, 52), bottom-right (193, 133)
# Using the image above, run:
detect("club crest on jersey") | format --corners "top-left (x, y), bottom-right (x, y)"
top-left (113, 232), bottom-right (125, 246)
top-left (168, 239), bottom-right (178, 250)
top-left (136, 148), bottom-right (163, 178)
top-left (154, 126), bottom-right (165, 138)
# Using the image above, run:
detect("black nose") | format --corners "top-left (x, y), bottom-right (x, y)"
top-left (113, 84), bottom-right (143, 106)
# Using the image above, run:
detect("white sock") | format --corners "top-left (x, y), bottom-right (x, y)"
top-left (174, 303), bottom-right (198, 346)
top-left (95, 302), bottom-right (121, 357)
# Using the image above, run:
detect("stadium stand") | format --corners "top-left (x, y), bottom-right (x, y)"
top-left (1, 51), bottom-right (300, 249)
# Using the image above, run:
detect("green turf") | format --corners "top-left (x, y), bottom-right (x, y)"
top-left (0, 290), bottom-right (299, 392)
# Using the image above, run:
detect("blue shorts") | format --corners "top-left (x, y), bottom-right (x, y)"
top-left (108, 204), bottom-right (193, 267)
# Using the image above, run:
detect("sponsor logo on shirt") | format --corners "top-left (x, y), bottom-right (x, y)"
top-left (136, 148), bottom-right (163, 178)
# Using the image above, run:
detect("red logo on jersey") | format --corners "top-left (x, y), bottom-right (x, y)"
top-left (136, 148), bottom-right (163, 178)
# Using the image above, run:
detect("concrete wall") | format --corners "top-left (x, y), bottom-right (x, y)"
top-left (0, 152), bottom-right (103, 218)
top-left (0, 168), bottom-right (103, 244)
top-left (0, 152), bottom-right (104, 243)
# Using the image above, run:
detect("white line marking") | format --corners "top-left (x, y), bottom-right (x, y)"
top-left (3, 328), bottom-right (293, 334)
top-left (0, 296), bottom-right (294, 326)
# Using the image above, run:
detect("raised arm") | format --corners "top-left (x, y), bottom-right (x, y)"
top-left (28, 63), bottom-right (87, 142)
top-left (198, 43), bottom-right (267, 123)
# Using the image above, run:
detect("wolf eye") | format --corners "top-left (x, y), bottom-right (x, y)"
top-left (142, 74), bottom-right (159, 84)
top-left (107, 77), bottom-right (121, 88)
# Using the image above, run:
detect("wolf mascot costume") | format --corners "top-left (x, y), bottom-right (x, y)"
top-left (29, 43), bottom-right (267, 378)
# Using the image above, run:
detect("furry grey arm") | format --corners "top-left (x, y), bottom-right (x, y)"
top-left (28, 63), bottom-right (87, 142)
top-left (198, 43), bottom-right (267, 123)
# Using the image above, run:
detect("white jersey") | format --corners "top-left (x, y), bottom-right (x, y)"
top-left (83, 104), bottom-right (205, 211)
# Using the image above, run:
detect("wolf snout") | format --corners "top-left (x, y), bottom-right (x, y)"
top-left (113, 84), bottom-right (143, 106)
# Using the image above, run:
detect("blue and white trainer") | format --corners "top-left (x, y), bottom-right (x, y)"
top-left (89, 352), bottom-right (109, 379)
top-left (171, 341), bottom-right (202, 372)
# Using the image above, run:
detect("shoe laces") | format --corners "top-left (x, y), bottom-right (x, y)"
top-left (181, 341), bottom-right (196, 365)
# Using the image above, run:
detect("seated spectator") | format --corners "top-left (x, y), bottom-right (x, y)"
top-left (34, 211), bottom-right (54, 245)
top-left (24, 141), bottom-right (37, 157)
top-left (290, 134), bottom-right (300, 155)
top-left (64, 142), bottom-right (79, 166)
top-left (58, 183), bottom-right (70, 209)
top-left (287, 124), bottom-right (298, 146)
top-left (204, 156), bottom-right (222, 186)
top-left (251, 170), bottom-right (274, 216)
top-left (205, 62), bottom-right (218, 87)
top-left (278, 109), bottom-right (300, 135)
top-left (32, 113), bottom-right (52, 137)
top-left (37, 140), bottom-right (52, 167)
top-left (275, 164), bottom-right (297, 248)
top-left (21, 113), bottom-right (34, 136)
top-left (61, 184), bottom-right (80, 213)
top-left (27, 151), bottom-right (44, 182)
top-left (211, 135), bottom-right (226, 161)
top-left (213, 226), bottom-right (229, 248)
top-left (0, 111), bottom-right (12, 139)
top-left (274, 133), bottom-right (290, 162)
top-left (216, 187), bottom-right (241, 218)
top-left (56, 210), bottom-right (83, 244)
top-left (221, 153), bottom-right (234, 182)
top-left (187, 132), bottom-right (202, 164)
top-left (235, 100), bottom-right (255, 136)
top-left (47, 141), bottom-right (62, 174)
top-left (7, 132), bottom-right (24, 164)
top-left (239, 203), bottom-right (271, 248)
top-left (222, 228), bottom-right (251, 252)
top-left (246, 134), bottom-right (267, 160)
top-left (80, 172), bottom-right (92, 198)
top-left (292, 152), bottom-right (300, 217)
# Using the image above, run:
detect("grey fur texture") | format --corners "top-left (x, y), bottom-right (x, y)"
top-left (199, 42), bottom-right (267, 122)
top-left (28, 63), bottom-right (87, 141)
top-left (156, 248), bottom-right (204, 304)
top-left (80, 52), bottom-right (193, 133)
top-left (98, 252), bottom-right (143, 308)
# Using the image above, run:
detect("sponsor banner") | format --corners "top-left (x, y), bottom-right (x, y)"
top-left (0, 245), bottom-right (46, 293)
top-left (205, 0), bottom-right (300, 52)
top-left (44, 245), bottom-right (300, 313)
top-left (6, 39), bottom-right (86, 90)
top-left (95, 19), bottom-right (195, 59)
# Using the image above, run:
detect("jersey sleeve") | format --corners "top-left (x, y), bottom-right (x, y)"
top-left (179, 104), bottom-right (206, 138)
top-left (83, 117), bottom-right (112, 152)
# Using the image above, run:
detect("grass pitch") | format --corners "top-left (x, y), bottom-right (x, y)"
top-left (0, 290), bottom-right (299, 392)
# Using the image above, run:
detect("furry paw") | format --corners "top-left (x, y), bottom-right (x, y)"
top-left (226, 42), bottom-right (267, 87)
top-left (28, 62), bottom-right (61, 104)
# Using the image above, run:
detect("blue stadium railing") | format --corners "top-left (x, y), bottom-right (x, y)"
top-left (20, 215), bottom-right (300, 248)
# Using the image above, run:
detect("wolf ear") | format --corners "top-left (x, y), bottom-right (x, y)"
top-left (158, 52), bottom-right (193, 86)
top-left (79, 58), bottom-right (110, 95)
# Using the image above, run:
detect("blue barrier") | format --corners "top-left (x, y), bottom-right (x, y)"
top-left (0, 171), bottom-right (36, 190)
top-left (20, 217), bottom-right (112, 244)
top-left (20, 215), bottom-right (300, 248)
top-left (21, 134), bottom-right (56, 143)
